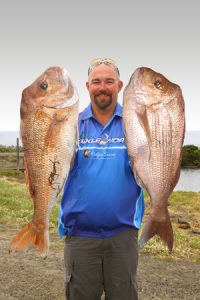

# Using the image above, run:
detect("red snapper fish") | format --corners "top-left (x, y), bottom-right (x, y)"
top-left (9, 66), bottom-right (79, 258)
top-left (123, 67), bottom-right (185, 252)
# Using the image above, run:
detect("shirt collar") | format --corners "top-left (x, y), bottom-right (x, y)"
top-left (81, 102), bottom-right (122, 121)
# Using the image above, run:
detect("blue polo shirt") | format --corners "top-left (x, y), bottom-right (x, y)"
top-left (58, 103), bottom-right (145, 238)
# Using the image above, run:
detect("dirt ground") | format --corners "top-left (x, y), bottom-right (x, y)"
top-left (0, 226), bottom-right (200, 300)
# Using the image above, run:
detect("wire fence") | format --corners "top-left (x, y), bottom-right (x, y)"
top-left (0, 153), bottom-right (24, 170)
top-left (0, 137), bottom-right (24, 170)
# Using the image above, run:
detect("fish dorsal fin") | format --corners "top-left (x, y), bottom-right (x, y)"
top-left (42, 109), bottom-right (69, 149)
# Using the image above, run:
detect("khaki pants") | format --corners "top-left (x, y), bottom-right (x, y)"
top-left (64, 228), bottom-right (138, 300)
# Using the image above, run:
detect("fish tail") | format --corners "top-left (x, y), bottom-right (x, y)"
top-left (139, 212), bottom-right (173, 252)
top-left (8, 223), bottom-right (49, 258)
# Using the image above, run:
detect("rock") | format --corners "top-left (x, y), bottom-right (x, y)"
top-left (177, 218), bottom-right (191, 229)
top-left (179, 223), bottom-right (191, 229)
top-left (177, 217), bottom-right (190, 225)
top-left (191, 228), bottom-right (200, 235)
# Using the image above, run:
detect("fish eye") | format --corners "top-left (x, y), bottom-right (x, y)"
top-left (40, 81), bottom-right (48, 90)
top-left (154, 80), bottom-right (162, 89)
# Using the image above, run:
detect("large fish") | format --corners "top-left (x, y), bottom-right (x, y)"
top-left (123, 67), bottom-right (185, 252)
top-left (9, 66), bottom-right (79, 258)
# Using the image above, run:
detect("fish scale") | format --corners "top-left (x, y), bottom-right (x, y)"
top-left (151, 106), bottom-right (172, 190)
top-left (123, 67), bottom-right (185, 251)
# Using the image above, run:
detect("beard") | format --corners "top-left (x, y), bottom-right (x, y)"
top-left (93, 93), bottom-right (113, 110)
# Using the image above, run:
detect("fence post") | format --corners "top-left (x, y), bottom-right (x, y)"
top-left (16, 137), bottom-right (20, 170)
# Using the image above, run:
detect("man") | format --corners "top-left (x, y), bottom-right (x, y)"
top-left (58, 58), bottom-right (145, 300)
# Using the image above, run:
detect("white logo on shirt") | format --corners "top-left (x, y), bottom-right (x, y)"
top-left (79, 133), bottom-right (124, 145)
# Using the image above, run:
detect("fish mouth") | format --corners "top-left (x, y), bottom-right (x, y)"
top-left (130, 67), bottom-right (145, 88)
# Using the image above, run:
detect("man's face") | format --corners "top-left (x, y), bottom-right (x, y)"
top-left (86, 64), bottom-right (123, 111)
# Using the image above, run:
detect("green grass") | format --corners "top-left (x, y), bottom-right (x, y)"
top-left (0, 178), bottom-right (199, 262)
top-left (139, 226), bottom-right (200, 263)
top-left (139, 191), bottom-right (200, 262)
top-left (0, 169), bottom-right (24, 178)
top-left (0, 179), bottom-right (60, 227)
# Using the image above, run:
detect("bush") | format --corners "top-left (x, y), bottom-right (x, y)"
top-left (181, 145), bottom-right (200, 168)
top-left (0, 144), bottom-right (23, 153)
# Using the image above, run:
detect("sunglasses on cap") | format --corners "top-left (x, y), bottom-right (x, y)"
top-left (88, 58), bottom-right (120, 76)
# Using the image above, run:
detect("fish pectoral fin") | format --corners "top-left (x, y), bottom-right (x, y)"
top-left (136, 106), bottom-right (152, 160)
top-left (139, 211), bottom-right (173, 253)
top-left (8, 223), bottom-right (49, 258)
top-left (44, 111), bottom-right (68, 148)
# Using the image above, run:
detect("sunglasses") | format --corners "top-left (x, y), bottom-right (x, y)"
top-left (88, 58), bottom-right (120, 76)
